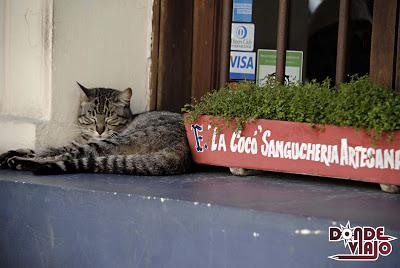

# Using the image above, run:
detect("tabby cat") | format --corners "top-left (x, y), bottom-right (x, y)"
top-left (0, 83), bottom-right (191, 175)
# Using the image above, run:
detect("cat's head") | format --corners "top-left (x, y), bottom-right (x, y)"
top-left (77, 82), bottom-right (133, 140)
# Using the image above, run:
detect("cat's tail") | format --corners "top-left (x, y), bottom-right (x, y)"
top-left (33, 150), bottom-right (191, 176)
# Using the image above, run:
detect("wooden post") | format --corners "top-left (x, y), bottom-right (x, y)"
top-left (276, 0), bottom-right (289, 84)
top-left (395, 4), bottom-right (400, 92)
top-left (335, 0), bottom-right (349, 86)
top-left (370, 0), bottom-right (398, 88)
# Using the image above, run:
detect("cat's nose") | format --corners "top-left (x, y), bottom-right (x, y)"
top-left (96, 125), bottom-right (105, 135)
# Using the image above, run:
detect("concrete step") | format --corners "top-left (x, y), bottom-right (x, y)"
top-left (0, 168), bottom-right (399, 267)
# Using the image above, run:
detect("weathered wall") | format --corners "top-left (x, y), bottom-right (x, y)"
top-left (0, 0), bottom-right (153, 152)
top-left (0, 0), bottom-right (4, 101)
top-left (0, 0), bottom-right (52, 151)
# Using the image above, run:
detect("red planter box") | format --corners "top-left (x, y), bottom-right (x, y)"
top-left (185, 115), bottom-right (400, 186)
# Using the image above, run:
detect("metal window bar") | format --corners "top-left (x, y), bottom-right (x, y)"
top-left (221, 0), bottom-right (351, 86)
top-left (276, 0), bottom-right (289, 84)
top-left (336, 0), bottom-right (350, 86)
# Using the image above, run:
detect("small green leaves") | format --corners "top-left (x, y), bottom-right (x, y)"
top-left (182, 76), bottom-right (400, 138)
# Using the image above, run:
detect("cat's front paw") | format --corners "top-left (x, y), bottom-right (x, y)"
top-left (0, 151), bottom-right (17, 169)
top-left (0, 149), bottom-right (35, 169)
top-left (7, 157), bottom-right (40, 171)
top-left (0, 154), bottom-right (8, 169)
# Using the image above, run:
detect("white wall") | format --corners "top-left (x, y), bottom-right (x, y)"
top-left (0, 0), bottom-right (52, 120)
top-left (0, 0), bottom-right (52, 152)
top-left (0, 0), bottom-right (153, 152)
top-left (0, 0), bottom-right (4, 97)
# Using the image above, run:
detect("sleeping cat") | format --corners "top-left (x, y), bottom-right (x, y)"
top-left (0, 83), bottom-right (191, 175)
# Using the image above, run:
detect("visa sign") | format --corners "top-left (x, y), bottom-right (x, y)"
top-left (229, 51), bottom-right (256, 80)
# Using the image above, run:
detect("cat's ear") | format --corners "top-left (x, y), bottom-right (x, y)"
top-left (118, 88), bottom-right (132, 104)
top-left (77, 82), bottom-right (91, 97)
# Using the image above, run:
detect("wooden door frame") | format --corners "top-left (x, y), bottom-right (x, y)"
top-left (149, 0), bottom-right (194, 112)
top-left (191, 0), bottom-right (232, 100)
top-left (149, 0), bottom-right (231, 112)
top-left (369, 0), bottom-right (399, 89)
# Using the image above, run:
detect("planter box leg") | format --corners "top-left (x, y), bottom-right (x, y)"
top-left (229, 168), bottom-right (262, 176)
top-left (380, 184), bottom-right (400, 194)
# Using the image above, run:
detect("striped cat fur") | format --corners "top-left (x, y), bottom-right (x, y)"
top-left (0, 84), bottom-right (191, 175)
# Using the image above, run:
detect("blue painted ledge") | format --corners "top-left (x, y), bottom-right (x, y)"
top-left (0, 168), bottom-right (399, 267)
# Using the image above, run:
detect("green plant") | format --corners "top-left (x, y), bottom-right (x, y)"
top-left (182, 76), bottom-right (400, 137)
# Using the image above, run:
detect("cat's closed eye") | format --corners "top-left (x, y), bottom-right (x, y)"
top-left (108, 121), bottom-right (120, 127)
top-left (107, 117), bottom-right (128, 126)
top-left (79, 116), bottom-right (95, 125)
